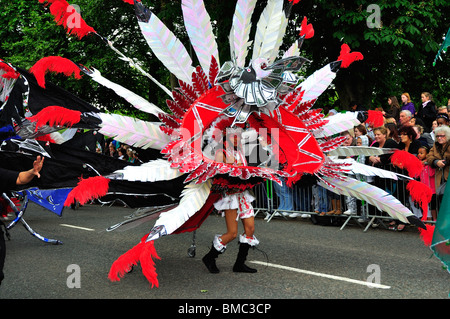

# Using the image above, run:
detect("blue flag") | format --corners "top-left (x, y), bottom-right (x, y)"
top-left (26, 187), bottom-right (72, 216)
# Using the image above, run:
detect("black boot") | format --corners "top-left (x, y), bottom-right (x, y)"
top-left (233, 243), bottom-right (257, 273)
top-left (202, 245), bottom-right (221, 273)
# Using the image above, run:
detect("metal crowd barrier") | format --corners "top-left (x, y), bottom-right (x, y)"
top-left (253, 177), bottom-right (438, 231)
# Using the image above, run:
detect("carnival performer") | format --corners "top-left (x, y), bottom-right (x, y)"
top-left (202, 127), bottom-right (258, 274)
top-left (0, 156), bottom-right (44, 285)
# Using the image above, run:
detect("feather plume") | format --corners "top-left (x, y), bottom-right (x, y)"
top-left (366, 110), bottom-right (384, 128)
top-left (42, 0), bottom-right (95, 39)
top-left (0, 60), bottom-right (20, 79)
top-left (252, 0), bottom-right (286, 62)
top-left (326, 146), bottom-right (397, 157)
top-left (320, 175), bottom-right (419, 225)
top-left (391, 150), bottom-right (423, 178)
top-left (98, 113), bottom-right (170, 150)
top-left (296, 63), bottom-right (337, 104)
top-left (108, 234), bottom-right (161, 288)
top-left (136, 3), bottom-right (194, 85)
top-left (27, 105), bottom-right (81, 130)
top-left (146, 180), bottom-right (212, 241)
top-left (407, 180), bottom-right (433, 215)
top-left (114, 159), bottom-right (184, 182)
top-left (64, 176), bottom-right (110, 206)
top-left (333, 158), bottom-right (398, 180)
top-left (29, 56), bottom-right (82, 89)
top-left (299, 17), bottom-right (314, 39)
top-left (313, 111), bottom-right (361, 138)
top-left (181, 0), bottom-right (220, 78)
top-left (337, 43), bottom-right (364, 68)
top-left (229, 0), bottom-right (257, 67)
top-left (86, 68), bottom-right (165, 116)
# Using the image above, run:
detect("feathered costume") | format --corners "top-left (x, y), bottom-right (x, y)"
top-left (1, 0), bottom-right (446, 287)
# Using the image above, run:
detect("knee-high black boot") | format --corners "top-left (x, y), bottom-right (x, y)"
top-left (233, 243), bottom-right (257, 273)
top-left (202, 245), bottom-right (222, 273)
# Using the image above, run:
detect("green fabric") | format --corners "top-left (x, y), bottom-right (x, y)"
top-left (430, 180), bottom-right (450, 273)
top-left (433, 27), bottom-right (450, 66)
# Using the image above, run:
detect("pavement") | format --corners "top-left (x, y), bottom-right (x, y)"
top-left (0, 201), bottom-right (449, 301)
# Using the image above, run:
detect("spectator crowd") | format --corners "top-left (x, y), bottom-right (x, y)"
top-left (270, 92), bottom-right (450, 231)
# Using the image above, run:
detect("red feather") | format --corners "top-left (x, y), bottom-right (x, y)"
top-left (407, 180), bottom-right (433, 214)
top-left (366, 110), bottom-right (384, 128)
top-left (299, 17), bottom-right (314, 39)
top-left (337, 44), bottom-right (364, 68)
top-left (419, 225), bottom-right (435, 246)
top-left (109, 234), bottom-right (160, 288)
top-left (42, 0), bottom-right (96, 39)
top-left (391, 150), bottom-right (423, 178)
top-left (209, 55), bottom-right (219, 85)
top-left (30, 56), bottom-right (82, 89)
top-left (64, 176), bottom-right (110, 206)
top-left (27, 105), bottom-right (81, 130)
top-left (0, 60), bottom-right (20, 79)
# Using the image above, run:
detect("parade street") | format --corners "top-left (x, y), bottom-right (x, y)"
top-left (0, 201), bottom-right (448, 300)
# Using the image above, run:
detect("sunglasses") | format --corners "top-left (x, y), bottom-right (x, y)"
top-left (436, 135), bottom-right (446, 138)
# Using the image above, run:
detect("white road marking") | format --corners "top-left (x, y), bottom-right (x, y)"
top-left (249, 261), bottom-right (391, 289)
top-left (60, 224), bottom-right (95, 232)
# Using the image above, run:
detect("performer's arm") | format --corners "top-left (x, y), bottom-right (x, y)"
top-left (16, 156), bottom-right (44, 185)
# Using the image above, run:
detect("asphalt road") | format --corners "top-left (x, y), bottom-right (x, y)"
top-left (0, 201), bottom-right (449, 301)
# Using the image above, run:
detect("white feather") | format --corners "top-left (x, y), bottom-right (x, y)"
top-left (114, 159), bottom-right (183, 182)
top-left (88, 68), bottom-right (166, 116)
top-left (333, 158), bottom-right (398, 180)
top-left (252, 0), bottom-right (286, 62)
top-left (229, 0), bottom-right (257, 68)
top-left (147, 180), bottom-right (212, 240)
top-left (313, 112), bottom-right (361, 138)
top-left (320, 176), bottom-right (414, 224)
top-left (326, 146), bottom-right (397, 157)
top-left (138, 11), bottom-right (195, 85)
top-left (296, 63), bottom-right (336, 103)
top-left (182, 0), bottom-right (219, 77)
top-left (98, 113), bottom-right (170, 150)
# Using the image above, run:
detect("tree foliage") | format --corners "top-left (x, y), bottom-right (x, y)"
top-left (1, 0), bottom-right (449, 115)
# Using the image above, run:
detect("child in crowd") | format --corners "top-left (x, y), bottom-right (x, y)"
top-left (417, 145), bottom-right (436, 220)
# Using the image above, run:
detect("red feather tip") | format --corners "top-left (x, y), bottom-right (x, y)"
top-left (0, 60), bottom-right (20, 79)
top-left (45, 0), bottom-right (95, 39)
top-left (391, 150), bottom-right (423, 178)
top-left (299, 17), bottom-right (314, 39)
top-left (109, 235), bottom-right (160, 288)
top-left (64, 176), bottom-right (110, 206)
top-left (27, 105), bottom-right (81, 130)
top-left (366, 110), bottom-right (384, 128)
top-left (407, 180), bottom-right (433, 215)
top-left (419, 225), bottom-right (435, 246)
top-left (29, 56), bottom-right (82, 88)
top-left (337, 44), bottom-right (364, 68)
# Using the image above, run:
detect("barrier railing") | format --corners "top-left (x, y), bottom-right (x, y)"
top-left (253, 178), bottom-right (438, 231)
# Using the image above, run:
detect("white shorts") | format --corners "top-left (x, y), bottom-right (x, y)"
top-left (213, 190), bottom-right (255, 220)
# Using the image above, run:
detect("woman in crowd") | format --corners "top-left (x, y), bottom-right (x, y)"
top-left (427, 125), bottom-right (450, 215)
top-left (400, 92), bottom-right (415, 117)
top-left (383, 96), bottom-right (400, 122)
top-left (368, 126), bottom-right (399, 168)
top-left (398, 125), bottom-right (421, 155)
top-left (417, 92), bottom-right (437, 133)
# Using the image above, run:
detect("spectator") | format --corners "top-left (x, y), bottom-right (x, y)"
top-left (417, 145), bottom-right (436, 221)
top-left (108, 142), bottom-right (118, 158)
top-left (437, 105), bottom-right (448, 115)
top-left (368, 126), bottom-right (399, 167)
top-left (398, 110), bottom-right (412, 128)
top-left (385, 122), bottom-right (400, 143)
top-left (436, 113), bottom-right (449, 127)
top-left (401, 92), bottom-right (416, 116)
top-left (427, 125), bottom-right (450, 215)
top-left (417, 92), bottom-right (437, 132)
top-left (413, 125), bottom-right (434, 147)
top-left (383, 96), bottom-right (400, 122)
top-left (398, 125), bottom-right (421, 155)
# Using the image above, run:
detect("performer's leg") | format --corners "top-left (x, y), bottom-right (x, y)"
top-left (202, 209), bottom-right (238, 274)
top-left (233, 217), bottom-right (258, 273)
top-left (219, 209), bottom-right (238, 245)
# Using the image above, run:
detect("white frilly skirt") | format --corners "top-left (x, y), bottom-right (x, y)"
top-left (213, 190), bottom-right (255, 220)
